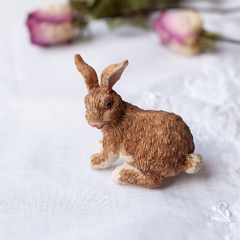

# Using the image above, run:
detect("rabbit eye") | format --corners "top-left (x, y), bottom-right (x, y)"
top-left (105, 101), bottom-right (112, 109)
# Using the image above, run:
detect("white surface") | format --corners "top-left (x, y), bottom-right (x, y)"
top-left (1, 1), bottom-right (240, 239)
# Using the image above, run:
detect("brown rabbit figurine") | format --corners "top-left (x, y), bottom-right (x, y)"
top-left (74, 54), bottom-right (202, 189)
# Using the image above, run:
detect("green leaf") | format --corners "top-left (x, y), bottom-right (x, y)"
top-left (107, 18), bottom-right (130, 29)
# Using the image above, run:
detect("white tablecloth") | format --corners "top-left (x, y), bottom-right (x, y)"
top-left (1, 1), bottom-right (240, 239)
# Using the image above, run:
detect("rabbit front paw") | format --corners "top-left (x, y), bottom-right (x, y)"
top-left (90, 153), bottom-right (104, 170)
top-left (90, 152), bottom-right (118, 170)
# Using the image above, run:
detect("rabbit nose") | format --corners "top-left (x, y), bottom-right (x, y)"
top-left (90, 123), bottom-right (102, 129)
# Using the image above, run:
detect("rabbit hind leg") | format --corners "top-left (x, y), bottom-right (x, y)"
top-left (112, 163), bottom-right (164, 189)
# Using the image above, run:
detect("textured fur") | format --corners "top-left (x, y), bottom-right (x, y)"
top-left (74, 54), bottom-right (202, 189)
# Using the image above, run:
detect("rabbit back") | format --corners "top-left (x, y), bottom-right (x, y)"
top-left (104, 102), bottom-right (195, 178)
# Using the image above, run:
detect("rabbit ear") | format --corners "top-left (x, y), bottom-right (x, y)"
top-left (100, 60), bottom-right (128, 93)
top-left (74, 54), bottom-right (99, 92)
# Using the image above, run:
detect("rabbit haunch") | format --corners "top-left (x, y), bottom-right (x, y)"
top-left (74, 54), bottom-right (202, 189)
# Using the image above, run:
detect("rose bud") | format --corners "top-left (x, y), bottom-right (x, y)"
top-left (26, 4), bottom-right (75, 47)
top-left (153, 10), bottom-right (203, 56)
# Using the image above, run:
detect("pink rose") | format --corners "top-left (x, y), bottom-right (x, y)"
top-left (26, 4), bottom-right (75, 47)
top-left (153, 10), bottom-right (203, 55)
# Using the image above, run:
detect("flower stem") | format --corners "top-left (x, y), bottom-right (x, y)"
top-left (202, 30), bottom-right (240, 45)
